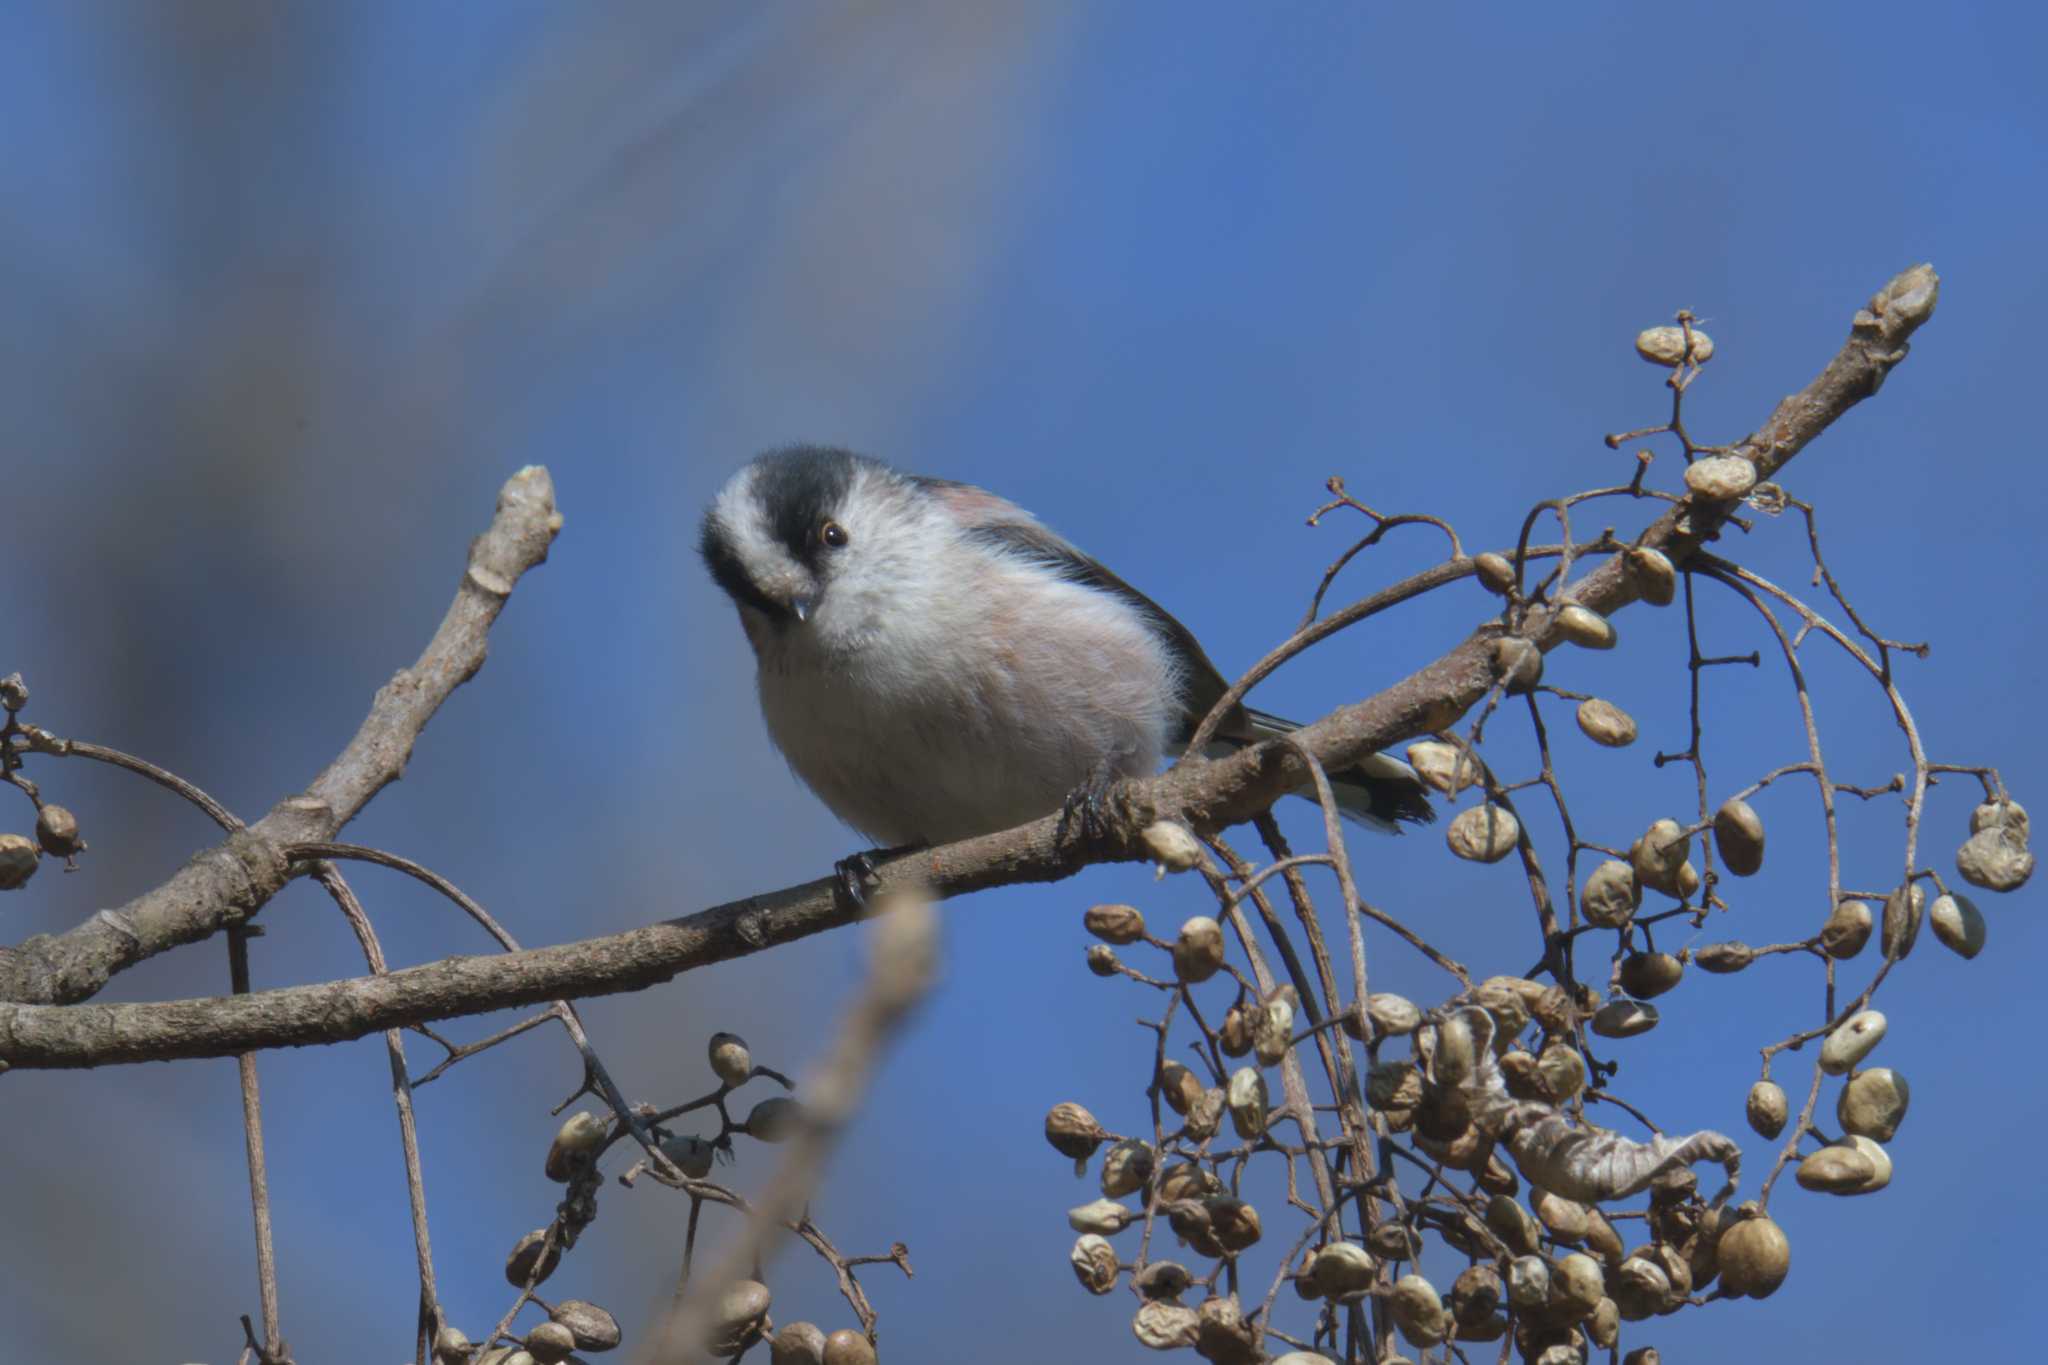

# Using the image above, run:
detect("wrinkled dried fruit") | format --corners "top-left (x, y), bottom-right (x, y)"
top-left (1368, 1061), bottom-right (1424, 1112)
top-left (545, 1111), bottom-right (608, 1182)
top-left (1100, 1139), bottom-right (1156, 1198)
top-left (1882, 884), bottom-right (1925, 960)
top-left (1132, 1300), bottom-right (1200, 1349)
top-left (1840, 1134), bottom-right (1892, 1191)
top-left (1486, 1193), bottom-right (1542, 1255)
top-left (525, 1321), bottom-right (576, 1365)
top-left (1555, 603), bottom-right (1616, 650)
top-left (0, 834), bottom-right (38, 890)
top-left (1536, 1043), bottom-right (1587, 1100)
top-left (1582, 859), bottom-right (1641, 928)
top-left (1407, 740), bottom-right (1480, 795)
top-left (505, 1228), bottom-right (561, 1287)
top-left (1252, 992), bottom-right (1296, 1066)
top-left (1173, 916), bottom-right (1226, 983)
top-left (1506, 1254), bottom-right (1550, 1309)
top-left (1086, 944), bottom-right (1119, 976)
top-left (1627, 546), bottom-right (1677, 606)
top-left (1219, 1003), bottom-right (1253, 1057)
top-left (1957, 823), bottom-right (2033, 891)
top-left (768, 1321), bottom-right (827, 1365)
top-left (821, 1328), bottom-right (876, 1365)
top-left (1183, 1086), bottom-right (1224, 1141)
top-left (1143, 821), bottom-right (1204, 874)
top-left (1534, 1190), bottom-right (1590, 1243)
top-left (1069, 1198), bottom-right (1139, 1235)
top-left (706, 1279), bottom-right (771, 1357)
top-left (1208, 1196), bottom-right (1263, 1253)
top-left (433, 1326), bottom-right (471, 1364)
top-left (1819, 1010), bottom-right (1886, 1075)
top-left (1613, 1255), bottom-right (1672, 1320)
top-left (1135, 1260), bottom-right (1194, 1300)
top-left (1972, 798), bottom-right (2029, 837)
top-left (1618, 951), bottom-right (1683, 999)
top-left (1045, 1102), bottom-right (1106, 1164)
top-left (1629, 819), bottom-right (1691, 897)
top-left (1157, 1060), bottom-right (1202, 1116)
top-left (1746, 1080), bottom-right (1789, 1139)
top-left (1713, 797), bottom-right (1765, 876)
top-left (1584, 1208), bottom-right (1624, 1263)
top-left (551, 1300), bottom-right (621, 1353)
top-left (1368, 992), bottom-right (1422, 1037)
top-left (1684, 455), bottom-right (1756, 501)
top-left (1390, 1274), bottom-right (1446, 1347)
top-left (34, 805), bottom-right (81, 858)
top-left (1473, 551), bottom-right (1517, 595)
top-left (1591, 999), bottom-right (1658, 1038)
top-left (1227, 1068), bottom-right (1269, 1139)
top-left (1084, 902), bottom-right (1146, 944)
top-left (1576, 698), bottom-right (1638, 748)
top-left (708, 1031), bottom-right (752, 1087)
top-left (1717, 1211), bottom-right (1790, 1298)
top-left (1796, 1144), bottom-right (1879, 1195)
top-left (1837, 1068), bottom-right (1910, 1142)
top-left (1447, 804), bottom-right (1521, 863)
top-left (1072, 1233), bottom-right (1120, 1294)
top-left (1492, 636), bottom-right (1544, 693)
top-left (1820, 899), bottom-right (1874, 959)
top-left (1449, 1264), bottom-right (1504, 1325)
top-left (1588, 1297), bottom-right (1621, 1349)
top-left (1695, 941), bottom-right (1755, 974)
top-left (1310, 1241), bottom-right (1376, 1298)
top-left (1194, 1296), bottom-right (1258, 1365)
top-left (1636, 325), bottom-right (1714, 366)
top-left (1552, 1252), bottom-right (1606, 1318)
top-left (1929, 893), bottom-right (1987, 959)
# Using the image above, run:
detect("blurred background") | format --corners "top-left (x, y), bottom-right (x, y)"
top-left (2, 3), bottom-right (2042, 1361)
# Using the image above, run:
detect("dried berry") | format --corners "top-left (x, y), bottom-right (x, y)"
top-left (1929, 893), bottom-right (1986, 958)
top-left (1172, 916), bottom-right (1226, 983)
top-left (0, 834), bottom-right (39, 891)
top-left (1447, 804), bottom-right (1520, 863)
top-left (1712, 797), bottom-right (1765, 876)
top-left (1575, 698), bottom-right (1638, 748)
top-left (1695, 941), bottom-right (1755, 974)
top-left (1083, 903), bottom-right (1145, 944)
top-left (708, 1031), bottom-right (752, 1087)
top-left (1837, 1068), bottom-right (1910, 1142)
top-left (1473, 551), bottom-right (1517, 595)
top-left (1407, 740), bottom-right (1480, 795)
top-left (1684, 455), bottom-right (1756, 501)
top-left (768, 1323), bottom-right (827, 1365)
top-left (1820, 899), bottom-right (1874, 959)
top-left (33, 805), bottom-right (81, 858)
top-left (1635, 325), bottom-right (1714, 366)
top-left (1819, 1010), bottom-right (1886, 1075)
top-left (1099, 1139), bottom-right (1155, 1199)
top-left (1071, 1233), bottom-right (1120, 1294)
top-left (1618, 951), bottom-right (1683, 999)
top-left (545, 1110), bottom-right (607, 1182)
top-left (1044, 1101), bottom-right (1106, 1165)
top-left (1745, 1080), bottom-right (1788, 1139)
top-left (1142, 821), bottom-right (1204, 874)
top-left (1555, 603), bottom-right (1616, 650)
top-left (1581, 859), bottom-right (1641, 928)
top-left (1627, 545), bottom-right (1677, 606)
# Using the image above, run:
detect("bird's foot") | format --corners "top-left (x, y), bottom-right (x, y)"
top-left (832, 842), bottom-right (925, 910)
top-left (1058, 766), bottom-right (1126, 850)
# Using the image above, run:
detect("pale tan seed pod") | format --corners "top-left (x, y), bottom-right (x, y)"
top-left (1173, 916), bottom-right (1226, 983)
top-left (1194, 1294), bottom-right (1257, 1364)
top-left (1837, 1068), bottom-right (1910, 1141)
top-left (1368, 992), bottom-right (1423, 1037)
top-left (1581, 859), bottom-right (1642, 928)
top-left (1555, 603), bottom-right (1616, 650)
top-left (1131, 1300), bottom-right (1200, 1349)
top-left (1695, 941), bottom-right (1755, 974)
top-left (708, 1032), bottom-right (753, 1088)
top-left (1713, 797), bottom-right (1765, 876)
top-left (1683, 455), bottom-right (1757, 501)
top-left (1930, 893), bottom-right (1987, 959)
top-left (545, 1111), bottom-right (608, 1182)
top-left (1551, 1252), bottom-right (1606, 1318)
top-left (1422, 1011), bottom-right (1479, 1086)
top-left (1486, 1193), bottom-right (1543, 1255)
top-left (1167, 1197), bottom-right (1221, 1258)
top-left (1069, 1198), bottom-right (1139, 1235)
top-left (1449, 1264), bottom-right (1504, 1326)
top-left (1588, 1297), bottom-right (1621, 1349)
top-left (525, 1321), bottom-right (577, 1365)
top-left (768, 1321), bottom-right (827, 1365)
top-left (1505, 1255), bottom-right (1551, 1310)
top-left (1717, 1209), bottom-right (1790, 1298)
top-left (33, 804), bottom-right (82, 858)
top-left (0, 833), bottom-right (38, 890)
top-left (1492, 636), bottom-right (1544, 693)
top-left (1618, 951), bottom-right (1683, 999)
top-left (1819, 1010), bottom-right (1886, 1075)
top-left (1157, 1060), bottom-right (1202, 1116)
top-left (1208, 1195), bottom-right (1263, 1253)
top-left (1612, 1256), bottom-right (1672, 1320)
top-left (1627, 546), bottom-right (1677, 606)
top-left (1629, 819), bottom-right (1691, 896)
top-left (1881, 884), bottom-right (1925, 960)
top-left (1839, 1134), bottom-right (1892, 1192)
top-left (1407, 740), bottom-right (1480, 795)
top-left (1253, 992), bottom-right (1296, 1066)
top-left (1575, 698), bottom-right (1638, 748)
top-left (1044, 1101), bottom-right (1106, 1164)
top-left (1368, 1061), bottom-right (1424, 1112)
top-left (745, 1097), bottom-right (804, 1143)
top-left (1531, 983), bottom-right (1582, 1035)
top-left (433, 1326), bottom-right (471, 1364)
top-left (1142, 821), bottom-right (1205, 874)
top-left (1086, 944), bottom-right (1119, 976)
top-left (1972, 798), bottom-right (2029, 838)
top-left (551, 1300), bottom-right (621, 1353)
top-left (706, 1279), bottom-right (771, 1357)
top-left (822, 1328), bottom-right (877, 1365)
top-left (1473, 551), bottom-right (1517, 595)
top-left (505, 1229), bottom-right (561, 1287)
top-left (1099, 1139), bottom-right (1155, 1198)
top-left (1226, 1067), bottom-right (1269, 1139)
top-left (1457, 1316), bottom-right (1508, 1346)
top-left (1084, 903), bottom-right (1146, 944)
top-left (1183, 1087), bottom-right (1225, 1141)
top-left (1477, 976), bottom-right (1538, 1041)
top-left (1478, 1150), bottom-right (1521, 1197)
top-left (1635, 324), bottom-right (1714, 366)
top-left (660, 1134), bottom-right (717, 1180)
top-left (1956, 823), bottom-right (2033, 891)
top-left (1071, 1233), bottom-right (1120, 1294)
top-left (1219, 1002), bottom-right (1253, 1057)
top-left (1820, 899), bottom-right (1874, 959)
top-left (1390, 1274), bottom-right (1447, 1347)
top-left (1583, 1208), bottom-right (1624, 1264)
top-left (1158, 1162), bottom-right (1220, 1203)
top-left (1535, 1190), bottom-right (1590, 1244)
top-left (1536, 1043), bottom-right (1587, 1100)
top-left (1590, 999), bottom-right (1658, 1038)
top-left (1746, 1080), bottom-right (1789, 1139)
top-left (1447, 804), bottom-right (1520, 863)
top-left (1309, 1241), bottom-right (1376, 1298)
top-left (1796, 1145), bottom-right (1879, 1195)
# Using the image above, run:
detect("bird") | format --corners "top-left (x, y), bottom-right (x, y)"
top-left (699, 446), bottom-right (1431, 881)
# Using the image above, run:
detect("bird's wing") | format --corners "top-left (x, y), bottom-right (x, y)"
top-left (912, 476), bottom-right (1247, 742)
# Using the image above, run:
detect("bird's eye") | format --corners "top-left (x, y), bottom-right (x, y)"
top-left (820, 519), bottom-right (850, 549)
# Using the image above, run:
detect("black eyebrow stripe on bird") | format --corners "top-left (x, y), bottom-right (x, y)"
top-left (960, 519), bottom-right (1242, 738)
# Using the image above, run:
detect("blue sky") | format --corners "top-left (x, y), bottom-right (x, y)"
top-left (1, 4), bottom-right (2042, 1362)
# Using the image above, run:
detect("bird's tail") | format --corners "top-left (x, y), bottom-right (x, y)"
top-left (1185, 708), bottom-right (1435, 833)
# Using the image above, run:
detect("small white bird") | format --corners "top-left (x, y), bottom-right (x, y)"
top-left (700, 447), bottom-right (1430, 870)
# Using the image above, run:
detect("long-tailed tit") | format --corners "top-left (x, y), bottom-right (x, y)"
top-left (700, 446), bottom-right (1430, 873)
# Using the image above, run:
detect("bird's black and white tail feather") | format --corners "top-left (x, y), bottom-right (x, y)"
top-left (1179, 707), bottom-right (1435, 833)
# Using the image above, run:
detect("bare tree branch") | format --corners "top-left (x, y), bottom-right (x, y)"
top-left (0, 266), bottom-right (1939, 1071)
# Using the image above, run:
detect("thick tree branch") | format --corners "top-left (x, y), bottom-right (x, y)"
top-left (0, 266), bottom-right (1937, 1070)
top-left (0, 467), bottom-right (562, 1007)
